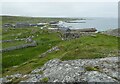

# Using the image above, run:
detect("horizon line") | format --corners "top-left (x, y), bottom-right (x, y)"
top-left (1, 14), bottom-right (118, 18)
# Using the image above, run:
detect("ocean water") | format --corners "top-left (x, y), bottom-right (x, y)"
top-left (62, 17), bottom-right (118, 31)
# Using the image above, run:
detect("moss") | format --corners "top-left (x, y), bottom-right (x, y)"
top-left (41, 77), bottom-right (49, 82)
top-left (33, 70), bottom-right (43, 74)
top-left (112, 77), bottom-right (119, 81)
top-left (85, 66), bottom-right (100, 71)
top-left (6, 77), bottom-right (28, 84)
top-left (38, 71), bottom-right (44, 74)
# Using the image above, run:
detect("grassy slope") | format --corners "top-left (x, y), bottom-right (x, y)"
top-left (58, 34), bottom-right (118, 60)
top-left (3, 33), bottom-right (119, 76)
top-left (2, 16), bottom-right (77, 24)
top-left (2, 16), bottom-right (119, 77)
top-left (2, 28), bottom-right (61, 73)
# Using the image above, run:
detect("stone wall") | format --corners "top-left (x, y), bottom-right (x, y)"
top-left (1, 41), bottom-right (37, 53)
top-left (1, 40), bottom-right (14, 43)
top-left (39, 46), bottom-right (60, 58)
top-left (62, 32), bottom-right (96, 40)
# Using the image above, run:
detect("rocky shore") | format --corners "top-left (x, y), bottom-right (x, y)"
top-left (102, 28), bottom-right (120, 37)
top-left (1, 56), bottom-right (119, 83)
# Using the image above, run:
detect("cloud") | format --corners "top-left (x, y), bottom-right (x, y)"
top-left (1, 0), bottom-right (119, 2)
top-left (1, 2), bottom-right (118, 17)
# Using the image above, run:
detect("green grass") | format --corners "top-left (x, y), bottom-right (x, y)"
top-left (41, 77), bottom-right (49, 82)
top-left (2, 29), bottom-right (119, 77)
top-left (2, 15), bottom-right (78, 24)
top-left (2, 16), bottom-right (119, 77)
top-left (58, 34), bottom-right (118, 60)
top-left (3, 32), bottom-right (119, 76)
top-left (37, 70), bottom-right (43, 74)
top-left (85, 66), bottom-right (100, 71)
top-left (2, 27), bottom-right (61, 75)
top-left (40, 34), bottom-right (118, 62)
top-left (2, 40), bottom-right (26, 48)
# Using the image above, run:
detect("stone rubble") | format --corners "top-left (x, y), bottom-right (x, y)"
top-left (102, 28), bottom-right (120, 37)
top-left (1, 41), bottom-right (37, 53)
top-left (39, 46), bottom-right (60, 58)
top-left (1, 57), bottom-right (119, 83)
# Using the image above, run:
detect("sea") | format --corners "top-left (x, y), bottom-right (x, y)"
top-left (62, 17), bottom-right (118, 31)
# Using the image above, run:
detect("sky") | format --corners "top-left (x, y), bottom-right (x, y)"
top-left (1, 0), bottom-right (119, 18)
top-left (1, 0), bottom-right (119, 2)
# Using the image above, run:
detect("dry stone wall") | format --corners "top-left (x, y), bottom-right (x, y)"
top-left (1, 41), bottom-right (37, 53)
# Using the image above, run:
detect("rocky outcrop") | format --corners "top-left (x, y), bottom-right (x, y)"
top-left (62, 32), bottom-right (80, 40)
top-left (39, 46), bottom-right (60, 58)
top-left (1, 57), bottom-right (119, 83)
top-left (102, 28), bottom-right (120, 37)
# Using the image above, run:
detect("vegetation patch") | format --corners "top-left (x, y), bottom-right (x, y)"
top-left (38, 71), bottom-right (44, 74)
top-left (2, 16), bottom-right (119, 77)
top-left (59, 34), bottom-right (119, 60)
top-left (6, 77), bottom-right (28, 84)
top-left (41, 77), bottom-right (49, 82)
top-left (33, 70), bottom-right (44, 74)
top-left (85, 66), bottom-right (100, 71)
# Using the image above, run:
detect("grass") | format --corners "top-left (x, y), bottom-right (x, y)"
top-left (2, 29), bottom-right (119, 77)
top-left (41, 77), bottom-right (49, 82)
top-left (37, 70), bottom-right (44, 74)
top-left (44, 34), bottom-right (118, 61)
top-left (2, 27), bottom-right (61, 75)
top-left (2, 16), bottom-right (119, 78)
top-left (2, 40), bottom-right (26, 48)
top-left (2, 15), bottom-right (78, 24)
top-left (85, 66), bottom-right (100, 71)
top-left (6, 77), bottom-right (28, 84)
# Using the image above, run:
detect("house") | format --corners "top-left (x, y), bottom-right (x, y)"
top-left (63, 32), bottom-right (80, 40)
top-left (15, 22), bottom-right (30, 28)
top-left (37, 23), bottom-right (47, 27)
top-left (49, 21), bottom-right (59, 24)
top-left (29, 24), bottom-right (37, 27)
top-left (2, 23), bottom-right (13, 28)
top-left (77, 28), bottom-right (97, 32)
top-left (50, 24), bottom-right (59, 28)
top-left (66, 28), bottom-right (71, 33)
top-left (60, 28), bottom-right (80, 40)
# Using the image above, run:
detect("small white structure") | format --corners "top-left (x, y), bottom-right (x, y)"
top-left (37, 23), bottom-right (48, 27)
top-left (48, 28), bottom-right (59, 30)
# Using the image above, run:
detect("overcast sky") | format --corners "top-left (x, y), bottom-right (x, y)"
top-left (1, 0), bottom-right (118, 18)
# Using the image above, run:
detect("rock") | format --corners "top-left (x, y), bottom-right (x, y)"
top-left (102, 28), bottom-right (120, 37)
top-left (1, 57), bottom-right (119, 83)
top-left (83, 71), bottom-right (118, 82)
top-left (21, 74), bottom-right (43, 82)
top-left (26, 37), bottom-right (33, 43)
top-left (24, 57), bottom-right (119, 82)
top-left (1, 73), bottom-right (23, 83)
top-left (13, 66), bottom-right (18, 68)
top-left (2, 40), bottom-right (14, 43)
top-left (91, 34), bottom-right (97, 37)
top-left (2, 41), bottom-right (37, 52)
top-left (39, 46), bottom-right (60, 58)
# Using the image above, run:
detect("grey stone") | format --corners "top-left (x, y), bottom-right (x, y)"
top-left (40, 46), bottom-right (60, 58)
top-left (2, 41), bottom-right (37, 52)
top-left (1, 57), bottom-right (119, 83)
